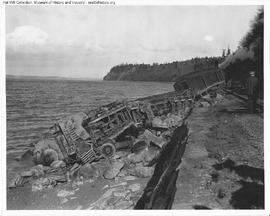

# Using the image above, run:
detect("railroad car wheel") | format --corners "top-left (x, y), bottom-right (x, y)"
top-left (100, 139), bottom-right (116, 158)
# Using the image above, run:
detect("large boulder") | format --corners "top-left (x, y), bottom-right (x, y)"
top-left (79, 163), bottom-right (101, 179)
top-left (126, 151), bottom-right (146, 164)
top-left (131, 140), bottom-right (148, 153)
top-left (57, 189), bottom-right (75, 197)
top-left (33, 138), bottom-right (64, 165)
top-left (103, 161), bottom-right (124, 179)
top-left (126, 146), bottom-right (160, 166)
top-left (164, 113), bottom-right (183, 127)
top-left (199, 101), bottom-right (211, 107)
top-left (152, 114), bottom-right (183, 129)
top-left (127, 163), bottom-right (155, 178)
top-left (152, 117), bottom-right (169, 129)
top-left (142, 146), bottom-right (160, 166)
top-left (140, 129), bottom-right (166, 148)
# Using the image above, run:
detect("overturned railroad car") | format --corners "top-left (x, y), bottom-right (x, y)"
top-left (46, 91), bottom-right (189, 167)
top-left (173, 68), bottom-right (225, 96)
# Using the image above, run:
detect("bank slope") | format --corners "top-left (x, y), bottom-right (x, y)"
top-left (103, 57), bottom-right (223, 82)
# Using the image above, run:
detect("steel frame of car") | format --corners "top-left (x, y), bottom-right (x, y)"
top-left (51, 91), bottom-right (192, 165)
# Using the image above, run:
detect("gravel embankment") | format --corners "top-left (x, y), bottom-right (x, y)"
top-left (172, 93), bottom-right (264, 209)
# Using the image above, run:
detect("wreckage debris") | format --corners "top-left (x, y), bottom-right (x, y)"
top-left (20, 170), bottom-right (33, 177)
top-left (9, 88), bottom-right (199, 209)
top-left (57, 189), bottom-right (75, 198)
top-left (9, 175), bottom-right (28, 188)
top-left (85, 123), bottom-right (191, 210)
top-left (87, 179), bottom-right (142, 210)
top-left (127, 163), bottom-right (155, 178)
top-left (50, 160), bottom-right (66, 169)
top-left (152, 114), bottom-right (183, 129)
top-left (128, 183), bottom-right (141, 192)
top-left (114, 201), bottom-right (134, 209)
top-left (200, 92), bottom-right (224, 106)
top-left (123, 175), bottom-right (137, 181)
top-left (32, 177), bottom-right (57, 192)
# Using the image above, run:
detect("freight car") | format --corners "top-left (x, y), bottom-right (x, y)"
top-left (173, 68), bottom-right (225, 96)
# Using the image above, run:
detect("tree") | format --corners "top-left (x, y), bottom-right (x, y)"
top-left (222, 7), bottom-right (263, 97)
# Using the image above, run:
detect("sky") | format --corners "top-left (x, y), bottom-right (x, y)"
top-left (5, 5), bottom-right (260, 79)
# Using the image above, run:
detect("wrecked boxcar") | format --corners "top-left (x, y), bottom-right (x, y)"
top-left (173, 68), bottom-right (225, 96)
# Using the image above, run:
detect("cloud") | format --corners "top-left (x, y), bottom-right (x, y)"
top-left (6, 25), bottom-right (110, 55)
top-left (6, 25), bottom-right (49, 48)
top-left (204, 35), bottom-right (214, 42)
top-left (5, 6), bottom-right (259, 79)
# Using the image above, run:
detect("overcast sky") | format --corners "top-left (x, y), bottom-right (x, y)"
top-left (6, 5), bottom-right (260, 79)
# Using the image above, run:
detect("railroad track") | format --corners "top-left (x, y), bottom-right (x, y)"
top-left (222, 87), bottom-right (263, 113)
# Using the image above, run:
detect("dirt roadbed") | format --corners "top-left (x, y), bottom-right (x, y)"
top-left (173, 93), bottom-right (264, 209)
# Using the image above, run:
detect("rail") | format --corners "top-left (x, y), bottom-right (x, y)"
top-left (222, 87), bottom-right (263, 111)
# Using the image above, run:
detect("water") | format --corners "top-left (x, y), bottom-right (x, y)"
top-left (6, 79), bottom-right (173, 180)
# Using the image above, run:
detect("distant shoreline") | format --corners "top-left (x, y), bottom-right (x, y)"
top-left (6, 75), bottom-right (173, 83)
top-left (6, 74), bottom-right (102, 81)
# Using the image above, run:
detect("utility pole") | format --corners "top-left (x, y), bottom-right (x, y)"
top-left (222, 49), bottom-right (226, 58)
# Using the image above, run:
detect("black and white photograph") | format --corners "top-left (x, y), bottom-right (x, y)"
top-left (1, 1), bottom-right (267, 212)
